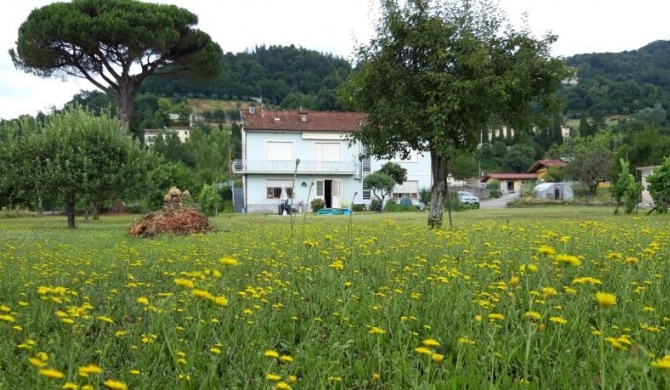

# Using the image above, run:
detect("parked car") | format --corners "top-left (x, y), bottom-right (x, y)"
top-left (457, 191), bottom-right (480, 207)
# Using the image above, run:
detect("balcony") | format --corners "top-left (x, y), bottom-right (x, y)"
top-left (232, 160), bottom-right (358, 175)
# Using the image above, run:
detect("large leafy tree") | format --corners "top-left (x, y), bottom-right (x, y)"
top-left (646, 156), bottom-right (670, 214)
top-left (10, 0), bottom-right (223, 130)
top-left (0, 107), bottom-right (154, 228)
top-left (340, 0), bottom-right (569, 228)
top-left (363, 172), bottom-right (396, 213)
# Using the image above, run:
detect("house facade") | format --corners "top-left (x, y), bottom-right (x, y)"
top-left (481, 173), bottom-right (538, 193)
top-left (233, 109), bottom-right (433, 213)
top-left (143, 127), bottom-right (191, 146)
top-left (527, 159), bottom-right (568, 180)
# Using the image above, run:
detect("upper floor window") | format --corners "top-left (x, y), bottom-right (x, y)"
top-left (266, 141), bottom-right (293, 161)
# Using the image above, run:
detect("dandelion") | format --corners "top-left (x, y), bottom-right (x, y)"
top-left (96, 316), bottom-right (113, 323)
top-left (28, 357), bottom-right (47, 368)
top-left (210, 347), bottom-right (221, 354)
top-left (549, 316), bottom-right (568, 325)
top-left (510, 275), bottom-right (520, 287)
top-left (129, 370), bottom-right (141, 375)
top-left (457, 337), bottom-right (475, 345)
top-left (624, 257), bottom-right (639, 265)
top-left (174, 278), bottom-right (195, 288)
top-left (103, 380), bottom-right (128, 390)
top-left (219, 257), bottom-right (239, 266)
top-left (264, 350), bottom-right (279, 358)
top-left (595, 292), bottom-right (616, 308)
top-left (431, 353), bottom-right (444, 362)
top-left (39, 368), bottom-right (65, 379)
top-left (279, 355), bottom-right (294, 363)
top-left (651, 355), bottom-right (670, 369)
top-left (136, 297), bottom-right (149, 305)
top-left (537, 245), bottom-right (556, 256)
top-left (289, 375), bottom-right (298, 383)
top-left (555, 254), bottom-right (581, 266)
top-left (422, 338), bottom-right (440, 347)
top-left (265, 373), bottom-right (281, 381)
top-left (372, 373), bottom-right (381, 381)
top-left (329, 260), bottom-right (344, 270)
top-left (78, 364), bottom-right (103, 376)
top-left (0, 314), bottom-right (15, 322)
top-left (192, 289), bottom-right (213, 300)
top-left (213, 296), bottom-right (228, 306)
top-left (488, 313), bottom-right (505, 322)
top-left (276, 382), bottom-right (292, 390)
top-left (414, 347), bottom-right (432, 355)
top-left (525, 311), bottom-right (541, 321)
top-left (62, 383), bottom-right (79, 390)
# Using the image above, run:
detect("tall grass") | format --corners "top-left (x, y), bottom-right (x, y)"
top-left (0, 209), bottom-right (669, 388)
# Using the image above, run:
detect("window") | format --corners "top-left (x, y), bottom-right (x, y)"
top-left (266, 180), bottom-right (292, 199)
top-left (362, 187), bottom-right (371, 200)
top-left (266, 141), bottom-right (293, 161)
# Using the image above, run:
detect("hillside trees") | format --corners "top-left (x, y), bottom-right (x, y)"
top-left (10, 0), bottom-right (222, 130)
top-left (341, 0), bottom-right (569, 228)
top-left (0, 107), bottom-right (154, 228)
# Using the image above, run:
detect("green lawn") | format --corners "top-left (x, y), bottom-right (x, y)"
top-left (1, 208), bottom-right (669, 389)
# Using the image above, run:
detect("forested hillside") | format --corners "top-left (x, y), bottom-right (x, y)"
top-left (560, 40), bottom-right (670, 119)
top-left (140, 45), bottom-right (352, 111)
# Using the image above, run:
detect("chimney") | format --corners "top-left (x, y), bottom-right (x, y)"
top-left (299, 110), bottom-right (308, 122)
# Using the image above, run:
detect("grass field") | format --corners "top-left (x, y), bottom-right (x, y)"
top-left (1, 208), bottom-right (669, 389)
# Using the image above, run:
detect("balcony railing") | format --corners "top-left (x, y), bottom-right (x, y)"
top-left (232, 159), bottom-right (358, 175)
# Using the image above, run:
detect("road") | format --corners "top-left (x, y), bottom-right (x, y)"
top-left (479, 192), bottom-right (519, 209)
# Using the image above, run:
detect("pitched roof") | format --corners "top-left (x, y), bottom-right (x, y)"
top-left (527, 159), bottom-right (567, 173)
top-left (481, 173), bottom-right (538, 182)
top-left (242, 110), bottom-right (366, 132)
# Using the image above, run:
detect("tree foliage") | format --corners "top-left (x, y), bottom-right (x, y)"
top-left (340, 0), bottom-right (569, 228)
top-left (611, 159), bottom-right (641, 214)
top-left (646, 157), bottom-right (670, 214)
top-left (0, 106), bottom-right (154, 228)
top-left (378, 162), bottom-right (408, 185)
top-left (10, 0), bottom-right (222, 129)
top-left (560, 131), bottom-right (616, 195)
top-left (363, 172), bottom-right (396, 213)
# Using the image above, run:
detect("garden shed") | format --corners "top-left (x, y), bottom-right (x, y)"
top-left (532, 182), bottom-right (574, 201)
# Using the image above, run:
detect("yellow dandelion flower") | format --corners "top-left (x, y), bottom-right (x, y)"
top-left (488, 313), bottom-right (505, 321)
top-left (0, 314), bottom-right (15, 323)
top-left (192, 289), bottom-right (213, 300)
top-left (651, 355), bottom-right (670, 369)
top-left (371, 373), bottom-right (380, 381)
top-left (572, 277), bottom-right (602, 285)
top-left (264, 350), bottom-right (279, 358)
top-left (510, 275), bottom-right (520, 287)
top-left (28, 357), bottom-right (47, 368)
top-left (219, 257), bottom-right (238, 266)
top-left (129, 370), bottom-right (141, 375)
top-left (457, 337), bottom-right (475, 345)
top-left (39, 368), bottom-right (65, 379)
top-left (422, 338), bottom-right (440, 347)
top-left (537, 245), bottom-right (556, 256)
top-left (288, 375), bottom-right (298, 383)
top-left (276, 382), bottom-right (292, 390)
top-left (431, 353), bottom-right (444, 362)
top-left (624, 257), bottom-right (639, 264)
top-left (265, 373), bottom-right (282, 381)
top-left (549, 316), bottom-right (567, 325)
top-left (595, 292), bottom-right (616, 308)
top-left (279, 355), bottom-right (294, 363)
top-left (210, 347), bottom-right (221, 354)
top-left (213, 296), bottom-right (228, 306)
top-left (525, 311), bottom-right (541, 321)
top-left (62, 383), bottom-right (79, 390)
top-left (78, 364), bottom-right (103, 376)
top-left (96, 316), bottom-right (113, 324)
top-left (103, 379), bottom-right (128, 390)
top-left (174, 278), bottom-right (195, 288)
top-left (555, 254), bottom-right (581, 266)
top-left (327, 376), bottom-right (343, 382)
top-left (136, 297), bottom-right (149, 305)
top-left (368, 326), bottom-right (386, 335)
top-left (414, 346), bottom-right (432, 355)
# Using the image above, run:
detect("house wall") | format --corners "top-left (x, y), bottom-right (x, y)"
top-left (370, 150), bottom-right (432, 201)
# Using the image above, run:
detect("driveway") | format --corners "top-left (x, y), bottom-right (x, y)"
top-left (480, 192), bottom-right (519, 209)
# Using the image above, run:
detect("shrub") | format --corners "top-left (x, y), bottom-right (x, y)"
top-left (487, 179), bottom-right (500, 190)
top-left (369, 198), bottom-right (382, 212)
top-left (384, 202), bottom-right (418, 212)
top-left (489, 189), bottom-right (502, 198)
top-left (352, 204), bottom-right (366, 212)
top-left (310, 198), bottom-right (325, 212)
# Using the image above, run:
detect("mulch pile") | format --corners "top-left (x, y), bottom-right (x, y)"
top-left (128, 187), bottom-right (215, 238)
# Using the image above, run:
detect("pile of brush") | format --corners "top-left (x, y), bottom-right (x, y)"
top-left (128, 187), bottom-right (215, 238)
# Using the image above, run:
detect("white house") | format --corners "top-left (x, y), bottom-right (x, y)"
top-left (143, 126), bottom-right (191, 146)
top-left (636, 165), bottom-right (660, 206)
top-left (232, 109), bottom-right (433, 213)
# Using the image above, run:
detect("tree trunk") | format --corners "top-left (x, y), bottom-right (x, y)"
top-left (65, 191), bottom-right (76, 229)
top-left (93, 202), bottom-right (100, 220)
top-left (428, 154), bottom-right (449, 229)
top-left (118, 80), bottom-right (137, 132)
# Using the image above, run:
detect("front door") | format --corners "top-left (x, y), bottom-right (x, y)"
top-left (316, 179), bottom-right (341, 208)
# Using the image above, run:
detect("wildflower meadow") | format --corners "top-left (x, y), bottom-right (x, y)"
top-left (1, 207), bottom-right (669, 389)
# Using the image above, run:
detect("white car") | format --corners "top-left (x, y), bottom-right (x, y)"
top-left (457, 191), bottom-right (480, 207)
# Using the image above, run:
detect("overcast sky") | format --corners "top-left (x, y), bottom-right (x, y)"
top-left (1, 0), bottom-right (669, 120)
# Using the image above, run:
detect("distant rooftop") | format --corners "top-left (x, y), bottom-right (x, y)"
top-left (242, 110), bottom-right (366, 132)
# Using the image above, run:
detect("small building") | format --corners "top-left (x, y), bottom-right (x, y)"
top-left (532, 182), bottom-right (574, 201)
top-left (636, 165), bottom-right (660, 206)
top-left (527, 159), bottom-right (567, 180)
top-left (143, 127), bottom-right (191, 146)
top-left (480, 173), bottom-right (538, 193)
